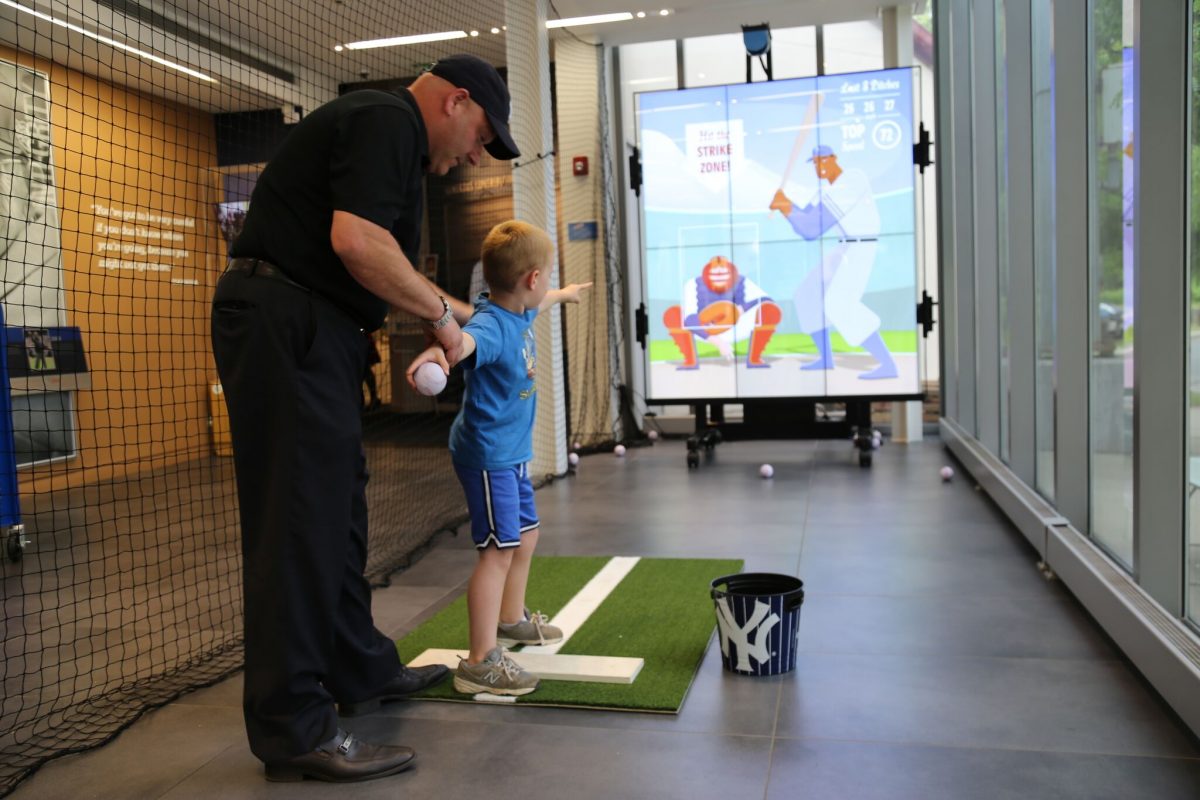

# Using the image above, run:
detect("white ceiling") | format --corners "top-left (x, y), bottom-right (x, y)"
top-left (1, 0), bottom-right (917, 113)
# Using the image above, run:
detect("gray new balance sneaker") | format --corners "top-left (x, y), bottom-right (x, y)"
top-left (497, 608), bottom-right (563, 647)
top-left (454, 647), bottom-right (540, 696)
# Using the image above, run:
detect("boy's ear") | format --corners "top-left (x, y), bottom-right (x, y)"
top-left (525, 268), bottom-right (541, 290)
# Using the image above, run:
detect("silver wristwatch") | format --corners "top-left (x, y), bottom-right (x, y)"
top-left (426, 295), bottom-right (454, 330)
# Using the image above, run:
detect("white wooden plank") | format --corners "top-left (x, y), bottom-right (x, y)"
top-left (521, 555), bottom-right (640, 655)
top-left (514, 652), bottom-right (643, 683)
top-left (472, 693), bottom-right (517, 704)
top-left (409, 648), bottom-right (644, 684)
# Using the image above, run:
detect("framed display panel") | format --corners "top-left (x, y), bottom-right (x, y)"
top-left (635, 67), bottom-right (924, 403)
top-left (1, 60), bottom-right (77, 466)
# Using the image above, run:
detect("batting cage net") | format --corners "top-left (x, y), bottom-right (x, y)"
top-left (0, 1), bottom-right (620, 793)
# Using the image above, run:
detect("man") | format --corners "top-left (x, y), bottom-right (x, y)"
top-left (662, 255), bottom-right (781, 370)
top-left (210, 54), bottom-right (520, 783)
top-left (770, 144), bottom-right (897, 380)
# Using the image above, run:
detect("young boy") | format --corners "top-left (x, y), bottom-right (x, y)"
top-left (406, 220), bottom-right (590, 696)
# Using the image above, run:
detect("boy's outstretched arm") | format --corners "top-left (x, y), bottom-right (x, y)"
top-left (538, 281), bottom-right (594, 312)
top-left (405, 333), bottom-right (476, 391)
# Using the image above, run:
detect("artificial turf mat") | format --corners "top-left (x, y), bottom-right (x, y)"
top-left (396, 556), bottom-right (744, 713)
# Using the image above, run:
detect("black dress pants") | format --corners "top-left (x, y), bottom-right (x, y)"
top-left (211, 268), bottom-right (400, 762)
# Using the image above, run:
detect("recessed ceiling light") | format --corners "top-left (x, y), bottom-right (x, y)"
top-left (546, 12), bottom-right (635, 28)
top-left (0, 0), bottom-right (216, 82)
top-left (660, 9), bottom-right (671, 16)
top-left (636, 11), bottom-right (646, 17)
top-left (491, 27), bottom-right (501, 34)
top-left (470, 30), bottom-right (479, 36)
top-left (333, 44), bottom-right (344, 52)
top-left (345, 30), bottom-right (469, 49)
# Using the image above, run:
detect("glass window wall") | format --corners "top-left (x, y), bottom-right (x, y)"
top-left (619, 40), bottom-right (679, 146)
top-left (683, 27), bottom-right (817, 88)
top-left (1187, 0), bottom-right (1200, 626)
top-left (824, 20), bottom-right (884, 74)
top-left (1032, 0), bottom-right (1056, 500)
top-left (1088, 0), bottom-right (1135, 568)
top-left (770, 26), bottom-right (818, 79)
top-left (682, 33), bottom-right (750, 88)
top-left (996, 0), bottom-right (1011, 463)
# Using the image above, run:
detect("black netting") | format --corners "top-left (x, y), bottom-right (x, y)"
top-left (0, 2), bottom-right (613, 794)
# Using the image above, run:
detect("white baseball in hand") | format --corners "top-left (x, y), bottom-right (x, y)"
top-left (414, 362), bottom-right (447, 396)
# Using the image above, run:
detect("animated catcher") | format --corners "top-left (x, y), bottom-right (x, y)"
top-left (662, 256), bottom-right (782, 370)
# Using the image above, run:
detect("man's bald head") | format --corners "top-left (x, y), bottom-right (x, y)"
top-left (408, 72), bottom-right (495, 176)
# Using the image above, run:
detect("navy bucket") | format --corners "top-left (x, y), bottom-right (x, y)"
top-left (710, 573), bottom-right (805, 676)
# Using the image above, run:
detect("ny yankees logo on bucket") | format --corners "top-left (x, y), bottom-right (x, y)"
top-left (710, 573), bottom-right (804, 676)
top-left (715, 598), bottom-right (780, 672)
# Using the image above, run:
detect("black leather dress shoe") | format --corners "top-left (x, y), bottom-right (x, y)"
top-left (338, 663), bottom-right (450, 717)
top-left (264, 729), bottom-right (415, 782)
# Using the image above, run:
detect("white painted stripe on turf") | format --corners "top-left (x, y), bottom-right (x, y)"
top-left (520, 556), bottom-right (641, 655)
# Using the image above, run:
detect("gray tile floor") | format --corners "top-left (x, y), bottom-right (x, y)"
top-left (10, 438), bottom-right (1200, 799)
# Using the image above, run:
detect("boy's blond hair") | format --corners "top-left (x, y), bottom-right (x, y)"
top-left (480, 220), bottom-right (554, 292)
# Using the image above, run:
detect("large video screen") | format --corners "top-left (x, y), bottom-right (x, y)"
top-left (637, 67), bottom-right (921, 400)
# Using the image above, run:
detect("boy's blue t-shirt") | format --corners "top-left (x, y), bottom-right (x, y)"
top-left (449, 297), bottom-right (539, 470)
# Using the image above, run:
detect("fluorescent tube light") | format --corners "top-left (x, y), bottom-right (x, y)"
top-left (345, 30), bottom-right (468, 50)
top-left (546, 12), bottom-right (634, 28)
top-left (1, 0), bottom-right (216, 82)
top-left (627, 76), bottom-right (673, 86)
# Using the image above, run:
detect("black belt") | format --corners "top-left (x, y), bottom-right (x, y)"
top-left (225, 257), bottom-right (370, 330)
top-left (225, 257), bottom-right (309, 292)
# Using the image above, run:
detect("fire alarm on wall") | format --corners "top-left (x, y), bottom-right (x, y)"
top-left (572, 156), bottom-right (589, 176)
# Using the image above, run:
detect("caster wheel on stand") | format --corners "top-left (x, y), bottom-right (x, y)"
top-left (851, 425), bottom-right (875, 469)
top-left (7, 530), bottom-right (25, 563)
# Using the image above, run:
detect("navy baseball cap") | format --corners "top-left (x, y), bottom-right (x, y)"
top-left (429, 54), bottom-right (520, 161)
top-left (808, 144), bottom-right (836, 161)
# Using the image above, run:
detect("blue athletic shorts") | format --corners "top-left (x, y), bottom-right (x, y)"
top-left (453, 462), bottom-right (540, 550)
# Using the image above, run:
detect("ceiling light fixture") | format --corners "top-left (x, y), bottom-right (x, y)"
top-left (469, 30), bottom-right (479, 36)
top-left (636, 11), bottom-right (646, 17)
top-left (1, 0), bottom-right (217, 82)
top-left (660, 9), bottom-right (671, 16)
top-left (546, 12), bottom-right (634, 28)
top-left (345, 30), bottom-right (469, 50)
top-left (491, 27), bottom-right (501, 34)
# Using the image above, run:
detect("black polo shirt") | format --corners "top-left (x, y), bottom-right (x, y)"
top-left (231, 88), bottom-right (429, 331)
